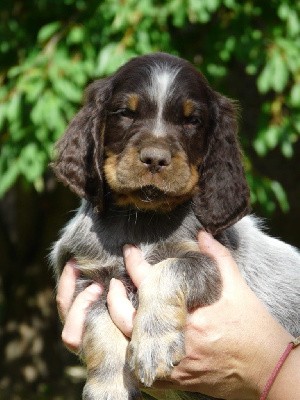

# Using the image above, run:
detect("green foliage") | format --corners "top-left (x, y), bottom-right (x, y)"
top-left (1, 0), bottom-right (299, 212)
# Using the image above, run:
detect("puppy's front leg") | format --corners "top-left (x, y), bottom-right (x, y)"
top-left (82, 300), bottom-right (141, 400)
top-left (128, 253), bottom-right (221, 387)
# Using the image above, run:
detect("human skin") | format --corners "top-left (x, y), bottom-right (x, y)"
top-left (56, 232), bottom-right (300, 400)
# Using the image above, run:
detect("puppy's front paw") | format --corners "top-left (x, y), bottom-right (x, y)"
top-left (127, 296), bottom-right (185, 386)
top-left (128, 314), bottom-right (185, 387)
top-left (128, 259), bottom-right (188, 386)
top-left (83, 379), bottom-right (142, 400)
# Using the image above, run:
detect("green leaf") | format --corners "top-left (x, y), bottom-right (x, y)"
top-left (257, 63), bottom-right (272, 94)
top-left (0, 159), bottom-right (20, 198)
top-left (19, 143), bottom-right (47, 182)
top-left (281, 141), bottom-right (294, 158)
top-left (37, 21), bottom-right (61, 43)
top-left (246, 64), bottom-right (258, 75)
top-left (285, 9), bottom-right (300, 36)
top-left (30, 97), bottom-right (45, 125)
top-left (0, 0), bottom-right (299, 211)
top-left (6, 93), bottom-right (21, 123)
top-left (0, 102), bottom-right (7, 129)
top-left (67, 26), bottom-right (85, 44)
top-left (270, 181), bottom-right (289, 212)
top-left (272, 51), bottom-right (289, 92)
top-left (9, 122), bottom-right (25, 141)
top-left (53, 78), bottom-right (82, 103)
top-left (96, 44), bottom-right (136, 76)
top-left (265, 125), bottom-right (280, 149)
top-left (253, 135), bottom-right (267, 156)
top-left (7, 65), bottom-right (25, 78)
top-left (290, 83), bottom-right (300, 107)
top-left (22, 77), bottom-right (46, 102)
top-left (206, 63), bottom-right (227, 77)
top-left (293, 116), bottom-right (300, 133)
top-left (278, 3), bottom-right (289, 20)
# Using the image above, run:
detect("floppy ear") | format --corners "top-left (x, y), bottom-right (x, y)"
top-left (193, 93), bottom-right (250, 235)
top-left (51, 78), bottom-right (112, 209)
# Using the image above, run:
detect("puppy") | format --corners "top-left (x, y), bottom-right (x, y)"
top-left (50, 53), bottom-right (300, 400)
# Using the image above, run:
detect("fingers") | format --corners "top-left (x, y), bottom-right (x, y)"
top-left (57, 260), bottom-right (103, 353)
top-left (123, 244), bottom-right (152, 287)
top-left (62, 283), bottom-right (103, 352)
top-left (56, 259), bottom-right (80, 322)
top-left (197, 231), bottom-right (233, 260)
top-left (197, 230), bottom-right (247, 291)
top-left (58, 250), bottom-right (143, 352)
top-left (62, 239), bottom-right (236, 351)
top-left (106, 245), bottom-right (151, 338)
top-left (107, 278), bottom-right (136, 338)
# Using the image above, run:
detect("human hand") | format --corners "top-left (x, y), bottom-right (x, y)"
top-left (108, 232), bottom-right (294, 400)
top-left (56, 259), bottom-right (103, 353)
top-left (56, 235), bottom-right (296, 400)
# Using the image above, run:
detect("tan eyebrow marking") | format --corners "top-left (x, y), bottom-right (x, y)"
top-left (183, 99), bottom-right (195, 117)
top-left (127, 93), bottom-right (139, 111)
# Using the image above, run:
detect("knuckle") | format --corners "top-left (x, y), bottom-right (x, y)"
top-left (56, 293), bottom-right (64, 307)
top-left (56, 293), bottom-right (67, 318)
top-left (122, 322), bottom-right (133, 338)
top-left (61, 328), bottom-right (80, 351)
top-left (106, 290), bottom-right (114, 306)
top-left (78, 289), bottom-right (98, 305)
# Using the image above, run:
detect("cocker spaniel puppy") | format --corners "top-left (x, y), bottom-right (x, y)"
top-left (51, 53), bottom-right (300, 400)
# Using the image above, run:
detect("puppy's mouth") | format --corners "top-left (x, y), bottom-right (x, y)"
top-left (104, 147), bottom-right (201, 211)
top-left (135, 185), bottom-right (167, 202)
top-left (111, 184), bottom-right (197, 212)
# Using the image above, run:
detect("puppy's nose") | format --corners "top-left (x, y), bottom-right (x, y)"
top-left (140, 147), bottom-right (171, 172)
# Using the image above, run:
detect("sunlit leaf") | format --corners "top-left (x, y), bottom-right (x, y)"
top-left (53, 78), bottom-right (82, 102)
top-left (270, 181), bottom-right (289, 212)
top-left (290, 83), bottom-right (300, 106)
top-left (37, 21), bottom-right (61, 43)
top-left (0, 0), bottom-right (299, 216)
top-left (0, 158), bottom-right (20, 197)
top-left (272, 51), bottom-right (289, 92)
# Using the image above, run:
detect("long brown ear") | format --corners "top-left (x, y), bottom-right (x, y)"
top-left (193, 93), bottom-right (250, 235)
top-left (51, 78), bottom-right (112, 208)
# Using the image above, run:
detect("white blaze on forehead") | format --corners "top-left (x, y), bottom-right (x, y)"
top-left (149, 65), bottom-right (181, 135)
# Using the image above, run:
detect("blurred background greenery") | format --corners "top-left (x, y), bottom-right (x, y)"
top-left (0, 0), bottom-right (299, 399)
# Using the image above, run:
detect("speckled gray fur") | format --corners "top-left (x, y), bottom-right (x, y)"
top-left (50, 52), bottom-right (300, 400)
top-left (51, 200), bottom-right (300, 400)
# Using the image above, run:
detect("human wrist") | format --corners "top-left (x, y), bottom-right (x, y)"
top-left (243, 324), bottom-right (294, 400)
top-left (266, 337), bottom-right (300, 400)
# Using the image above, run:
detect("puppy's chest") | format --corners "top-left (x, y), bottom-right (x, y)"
top-left (73, 205), bottom-right (201, 286)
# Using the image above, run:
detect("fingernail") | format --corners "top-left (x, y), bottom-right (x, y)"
top-left (198, 230), bottom-right (214, 248)
top-left (66, 258), bottom-right (77, 268)
top-left (109, 278), bottom-right (117, 290)
top-left (123, 244), bottom-right (132, 258)
top-left (86, 283), bottom-right (103, 295)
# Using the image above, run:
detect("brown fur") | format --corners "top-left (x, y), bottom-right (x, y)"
top-left (52, 53), bottom-right (250, 235)
top-left (51, 53), bottom-right (255, 400)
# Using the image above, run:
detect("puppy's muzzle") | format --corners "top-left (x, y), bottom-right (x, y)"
top-left (139, 146), bottom-right (172, 174)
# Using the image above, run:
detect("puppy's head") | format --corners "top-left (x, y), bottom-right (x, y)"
top-left (52, 53), bottom-right (250, 234)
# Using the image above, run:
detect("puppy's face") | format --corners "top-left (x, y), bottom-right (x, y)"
top-left (103, 62), bottom-right (211, 211)
top-left (53, 53), bottom-right (250, 234)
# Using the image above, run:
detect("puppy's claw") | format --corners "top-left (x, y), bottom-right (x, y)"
top-left (83, 377), bottom-right (142, 400)
top-left (128, 331), bottom-right (185, 386)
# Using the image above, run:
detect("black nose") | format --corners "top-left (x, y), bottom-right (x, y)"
top-left (140, 147), bottom-right (171, 172)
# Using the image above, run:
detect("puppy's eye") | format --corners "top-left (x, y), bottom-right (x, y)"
top-left (183, 116), bottom-right (202, 127)
top-left (110, 108), bottom-right (136, 120)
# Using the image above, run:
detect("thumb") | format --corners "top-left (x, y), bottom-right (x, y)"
top-left (107, 278), bottom-right (136, 338)
top-left (197, 231), bottom-right (232, 259)
top-left (197, 230), bottom-right (242, 290)
top-left (123, 245), bottom-right (152, 287)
